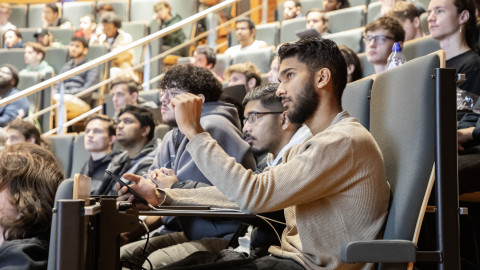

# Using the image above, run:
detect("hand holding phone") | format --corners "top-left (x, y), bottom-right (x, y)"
top-left (106, 170), bottom-right (151, 207)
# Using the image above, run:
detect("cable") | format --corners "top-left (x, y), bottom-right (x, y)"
top-left (255, 214), bottom-right (286, 256)
top-left (139, 219), bottom-right (153, 270)
top-left (119, 219), bottom-right (152, 270)
top-left (254, 214), bottom-right (287, 225)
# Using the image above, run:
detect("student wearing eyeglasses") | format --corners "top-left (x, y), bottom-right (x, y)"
top-left (118, 38), bottom-right (390, 270)
top-left (118, 65), bottom-right (256, 267)
top-left (364, 16), bottom-right (405, 74)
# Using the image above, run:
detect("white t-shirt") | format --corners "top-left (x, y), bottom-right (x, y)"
top-left (0, 22), bottom-right (16, 32)
top-left (224, 40), bottom-right (268, 58)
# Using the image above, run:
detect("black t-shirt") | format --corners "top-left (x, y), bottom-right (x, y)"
top-left (446, 49), bottom-right (480, 96)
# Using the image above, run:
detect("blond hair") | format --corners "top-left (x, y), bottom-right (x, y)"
top-left (224, 62), bottom-right (262, 88)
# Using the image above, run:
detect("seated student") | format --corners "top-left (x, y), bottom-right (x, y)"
top-left (428, 0), bottom-right (480, 95)
top-left (54, 37), bottom-right (98, 100)
top-left (42, 3), bottom-right (72, 29)
top-left (364, 16), bottom-right (405, 74)
top-left (109, 77), bottom-right (157, 120)
top-left (33, 28), bottom-right (59, 48)
top-left (121, 84), bottom-right (310, 269)
top-left (52, 36), bottom-right (96, 122)
top-left (223, 17), bottom-right (268, 58)
top-left (90, 12), bottom-right (135, 73)
top-left (3, 29), bottom-right (23, 49)
top-left (267, 55), bottom-right (279, 83)
top-left (283, 0), bottom-right (302, 20)
top-left (5, 119), bottom-right (48, 148)
top-left (192, 45), bottom-right (223, 82)
top-left (119, 64), bottom-right (256, 268)
top-left (339, 45), bottom-right (363, 83)
top-left (93, 4), bottom-right (113, 39)
top-left (0, 64), bottom-right (29, 127)
top-left (96, 4), bottom-right (114, 20)
top-left (224, 62), bottom-right (262, 93)
top-left (379, 0), bottom-right (426, 19)
top-left (74, 15), bottom-right (97, 42)
top-left (153, 0), bottom-right (187, 56)
top-left (80, 115), bottom-right (118, 195)
top-left (241, 83), bottom-right (311, 257)
top-left (117, 37), bottom-right (390, 269)
top-left (305, 8), bottom-right (329, 36)
top-left (99, 105), bottom-right (157, 195)
top-left (0, 3), bottom-right (15, 32)
top-left (20, 42), bottom-right (55, 78)
top-left (323, 0), bottom-right (351, 12)
top-left (0, 143), bottom-right (64, 269)
top-left (387, 1), bottom-right (425, 41)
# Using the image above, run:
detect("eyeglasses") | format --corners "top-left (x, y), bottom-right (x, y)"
top-left (363, 35), bottom-right (395, 45)
top-left (243, 111), bottom-right (284, 125)
top-left (160, 88), bottom-right (186, 100)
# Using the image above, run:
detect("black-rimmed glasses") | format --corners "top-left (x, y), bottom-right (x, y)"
top-left (243, 111), bottom-right (284, 125)
top-left (160, 88), bottom-right (187, 100)
top-left (363, 35), bottom-right (395, 45)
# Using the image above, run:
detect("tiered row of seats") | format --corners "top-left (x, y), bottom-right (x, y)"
top-left (4, 0), bottom-right (193, 29)
top-left (0, 0), bottom-right (196, 83)
top-left (48, 50), bottom-right (463, 269)
top-left (0, 0), bottom-right (444, 137)
top-left (1, 0), bottom-right (437, 83)
top-left (48, 89), bottom-right (169, 179)
top-left (177, 0), bottom-right (437, 81)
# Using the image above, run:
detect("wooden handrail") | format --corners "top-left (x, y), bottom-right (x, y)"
top-left (4, 0), bottom-right (266, 135)
top-left (0, 0), bottom-right (240, 108)
top-left (43, 105), bottom-right (103, 136)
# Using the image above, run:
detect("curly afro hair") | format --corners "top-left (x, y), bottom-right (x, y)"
top-left (159, 65), bottom-right (223, 102)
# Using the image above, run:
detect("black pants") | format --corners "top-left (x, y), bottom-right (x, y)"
top-left (161, 250), bottom-right (305, 270)
top-left (458, 146), bottom-right (480, 194)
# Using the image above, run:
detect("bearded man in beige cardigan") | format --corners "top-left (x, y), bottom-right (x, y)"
top-left (118, 37), bottom-right (390, 270)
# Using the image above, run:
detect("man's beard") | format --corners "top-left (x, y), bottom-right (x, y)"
top-left (70, 52), bottom-right (83, 59)
top-left (165, 119), bottom-right (177, 128)
top-left (251, 146), bottom-right (268, 156)
top-left (287, 77), bottom-right (319, 124)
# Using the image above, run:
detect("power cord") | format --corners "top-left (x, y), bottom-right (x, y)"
top-left (255, 214), bottom-right (287, 256)
top-left (119, 219), bottom-right (153, 270)
top-left (139, 219), bottom-right (153, 270)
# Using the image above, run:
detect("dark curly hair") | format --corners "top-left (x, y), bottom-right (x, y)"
top-left (159, 65), bottom-right (223, 102)
top-left (0, 143), bottom-right (64, 241)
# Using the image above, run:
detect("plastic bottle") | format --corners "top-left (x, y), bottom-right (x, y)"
top-left (387, 42), bottom-right (407, 70)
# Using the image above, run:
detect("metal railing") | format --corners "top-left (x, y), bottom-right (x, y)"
top-left (0, 0), bottom-right (266, 135)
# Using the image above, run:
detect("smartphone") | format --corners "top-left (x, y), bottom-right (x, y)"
top-left (105, 170), bottom-right (151, 206)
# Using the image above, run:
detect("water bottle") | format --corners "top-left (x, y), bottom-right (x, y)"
top-left (387, 42), bottom-right (407, 70)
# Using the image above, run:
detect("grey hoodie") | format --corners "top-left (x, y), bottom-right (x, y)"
top-left (148, 101), bottom-right (256, 240)
top-left (148, 101), bottom-right (256, 185)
